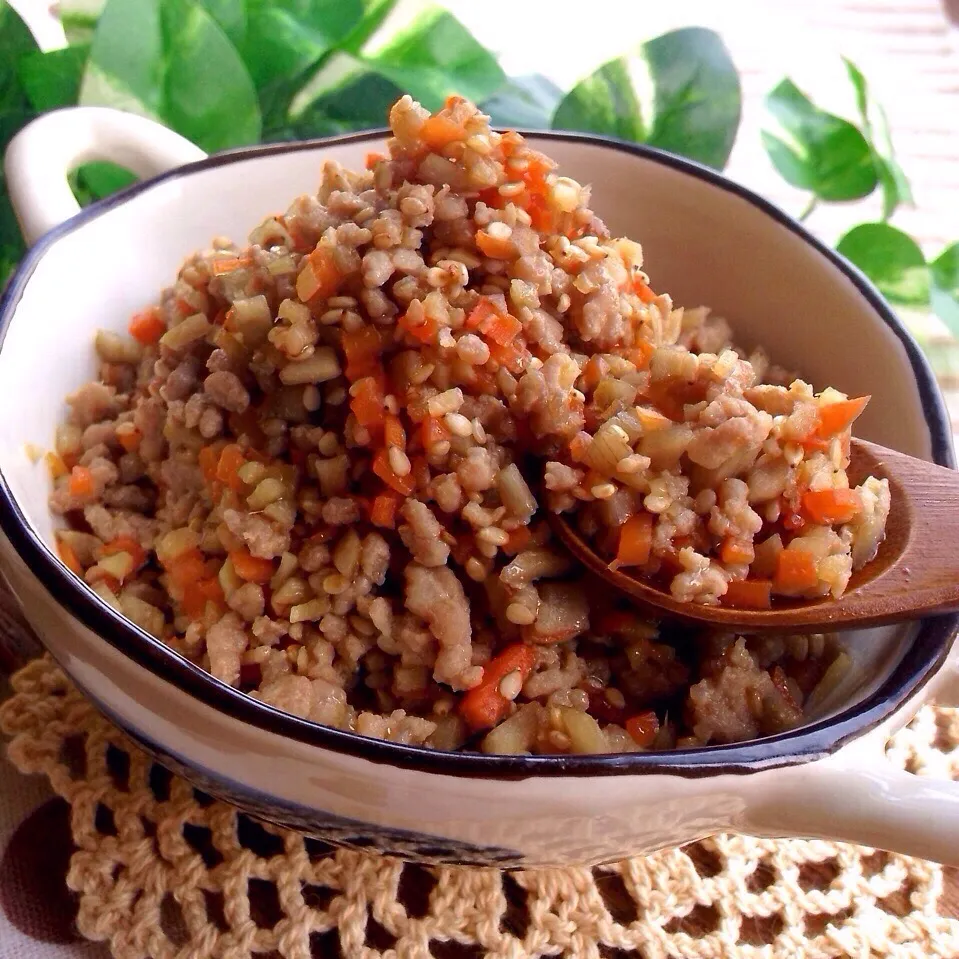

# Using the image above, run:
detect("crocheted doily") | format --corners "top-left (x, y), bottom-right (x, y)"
top-left (2, 655), bottom-right (958, 959)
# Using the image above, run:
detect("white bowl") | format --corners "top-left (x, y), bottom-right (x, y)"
top-left (2, 107), bottom-right (958, 867)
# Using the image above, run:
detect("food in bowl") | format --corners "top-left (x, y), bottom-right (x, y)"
top-left (45, 94), bottom-right (870, 755)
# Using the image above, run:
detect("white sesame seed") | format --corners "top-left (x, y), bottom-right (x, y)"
top-left (428, 388), bottom-right (464, 417)
top-left (616, 454), bottom-right (647, 475)
top-left (384, 394), bottom-right (399, 415)
top-left (465, 557), bottom-right (487, 581)
top-left (303, 385), bottom-right (321, 411)
top-left (498, 669), bottom-right (524, 700)
top-left (556, 293), bottom-right (571, 314)
top-left (498, 181), bottom-right (524, 198)
top-left (388, 446), bottom-right (411, 477)
top-left (472, 419), bottom-right (487, 443)
top-left (444, 412), bottom-right (473, 437)
top-left (505, 604), bottom-right (536, 626)
top-left (487, 221), bottom-right (513, 240)
top-left (591, 482), bottom-right (617, 500)
top-left (604, 687), bottom-right (626, 709)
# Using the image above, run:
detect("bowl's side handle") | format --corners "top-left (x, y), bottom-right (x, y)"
top-left (4, 107), bottom-right (206, 246)
top-left (747, 645), bottom-right (959, 864)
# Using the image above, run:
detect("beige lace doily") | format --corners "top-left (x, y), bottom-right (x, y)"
top-left (2, 655), bottom-right (959, 959)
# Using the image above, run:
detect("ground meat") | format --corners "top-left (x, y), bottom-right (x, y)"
top-left (206, 612), bottom-right (249, 686)
top-left (399, 500), bottom-right (449, 567)
top-left (204, 370), bottom-right (250, 412)
top-left (223, 509), bottom-right (290, 559)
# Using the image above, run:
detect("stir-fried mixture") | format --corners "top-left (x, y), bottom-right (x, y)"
top-left (46, 94), bottom-right (864, 755)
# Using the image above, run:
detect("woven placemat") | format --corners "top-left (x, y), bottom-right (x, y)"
top-left (1, 655), bottom-right (958, 958)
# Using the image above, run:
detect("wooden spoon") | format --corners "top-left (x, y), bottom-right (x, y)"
top-left (548, 438), bottom-right (959, 633)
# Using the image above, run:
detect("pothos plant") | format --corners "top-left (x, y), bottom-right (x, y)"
top-left (1, 0), bottom-right (957, 339)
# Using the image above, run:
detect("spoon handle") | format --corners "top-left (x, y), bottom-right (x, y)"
top-left (805, 440), bottom-right (959, 630)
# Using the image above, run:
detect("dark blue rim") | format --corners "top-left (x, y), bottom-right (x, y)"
top-left (0, 127), bottom-right (955, 780)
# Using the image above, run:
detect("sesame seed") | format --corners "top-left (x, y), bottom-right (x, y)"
top-left (477, 526), bottom-right (509, 546)
top-left (465, 557), bottom-right (487, 581)
top-left (591, 482), bottom-right (617, 500)
top-left (498, 181), bottom-right (524, 198)
top-left (498, 669), bottom-right (524, 700)
top-left (388, 445), bottom-right (411, 477)
top-left (444, 412), bottom-right (473, 437)
top-left (604, 687), bottom-right (626, 709)
top-left (505, 603), bottom-right (536, 626)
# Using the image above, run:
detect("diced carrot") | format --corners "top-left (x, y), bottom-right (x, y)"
top-left (342, 327), bottom-right (384, 382)
top-left (128, 307), bottom-right (166, 345)
top-left (782, 504), bottom-right (806, 532)
top-left (350, 376), bottom-right (386, 431)
top-left (503, 526), bottom-right (532, 555)
top-left (480, 310), bottom-right (522, 345)
top-left (166, 548), bottom-right (209, 590)
top-left (568, 433), bottom-right (590, 462)
top-left (211, 254), bottom-right (252, 275)
top-left (198, 444), bottom-right (222, 484)
top-left (801, 488), bottom-right (863, 525)
top-left (475, 230), bottom-right (516, 260)
top-left (372, 447), bottom-right (415, 496)
top-left (624, 340), bottom-right (655, 370)
top-left (229, 548), bottom-right (275, 584)
top-left (68, 465), bottom-right (94, 499)
top-left (102, 536), bottom-right (147, 571)
top-left (458, 643), bottom-right (537, 731)
top-left (612, 513), bottom-right (653, 569)
top-left (296, 246), bottom-right (341, 303)
top-left (57, 539), bottom-right (83, 576)
top-left (633, 275), bottom-right (656, 304)
top-left (370, 492), bottom-right (401, 529)
top-left (182, 576), bottom-right (224, 618)
top-left (526, 193), bottom-right (553, 232)
top-left (411, 455), bottom-right (431, 490)
top-left (420, 416), bottom-right (451, 451)
top-left (398, 311), bottom-right (439, 345)
top-left (486, 338), bottom-right (529, 374)
top-left (774, 549), bottom-right (819, 593)
top-left (116, 424), bottom-right (142, 452)
top-left (722, 579), bottom-right (773, 609)
top-left (216, 444), bottom-right (246, 491)
top-left (465, 296), bottom-right (499, 331)
top-left (365, 151), bottom-right (385, 170)
top-left (420, 114), bottom-right (467, 151)
top-left (384, 413), bottom-right (406, 450)
top-left (625, 710), bottom-right (660, 747)
top-left (816, 396), bottom-right (870, 439)
top-left (720, 537), bottom-right (755, 566)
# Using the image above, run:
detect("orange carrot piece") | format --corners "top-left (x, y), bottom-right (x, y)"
top-left (816, 396), bottom-right (870, 439)
top-left (420, 415), bottom-right (450, 451)
top-left (398, 311), bottom-right (438, 344)
top-left (503, 525), bottom-right (532, 556)
top-left (774, 549), bottom-right (818, 593)
top-left (720, 537), bottom-right (755, 566)
top-left (465, 296), bottom-right (498, 331)
top-left (342, 327), bottom-right (383, 382)
top-left (128, 307), bottom-right (166, 345)
top-left (624, 340), bottom-right (655, 370)
top-left (229, 548), bottom-right (275, 584)
top-left (296, 246), bottom-right (341, 303)
top-left (420, 114), bottom-right (467, 151)
top-left (486, 338), bottom-right (529, 374)
top-left (67, 465), bottom-right (94, 499)
top-left (475, 230), bottom-right (515, 259)
top-left (480, 310), bottom-right (522, 345)
top-left (722, 579), bottom-right (773, 609)
top-left (182, 576), bottom-right (224, 618)
top-left (633, 276), bottom-right (656, 304)
top-left (365, 151), bottom-right (385, 170)
top-left (166, 549), bottom-right (209, 590)
top-left (625, 710), bottom-right (660, 747)
top-left (612, 513), bottom-right (653, 569)
top-left (198, 445), bottom-right (222, 483)
top-left (350, 376), bottom-right (386, 430)
top-left (458, 643), bottom-right (537, 731)
top-left (57, 539), bottom-right (83, 576)
top-left (102, 535), bottom-right (147, 570)
top-left (370, 492), bottom-right (401, 529)
top-left (116, 424), bottom-right (142, 452)
top-left (384, 413), bottom-right (406, 450)
top-left (372, 447), bottom-right (415, 496)
top-left (216, 444), bottom-right (246, 491)
top-left (211, 253), bottom-right (253, 275)
top-left (801, 488), bottom-right (863, 525)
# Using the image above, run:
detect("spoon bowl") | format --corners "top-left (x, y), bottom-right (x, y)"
top-left (549, 438), bottom-right (959, 633)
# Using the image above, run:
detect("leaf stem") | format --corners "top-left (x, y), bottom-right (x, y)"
top-left (799, 196), bottom-right (818, 222)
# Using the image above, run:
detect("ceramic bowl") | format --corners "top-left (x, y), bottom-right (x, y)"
top-left (2, 107), bottom-right (958, 867)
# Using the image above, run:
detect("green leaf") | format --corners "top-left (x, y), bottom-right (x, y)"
top-left (338, 0), bottom-right (398, 55)
top-left (80, 0), bottom-right (261, 152)
top-left (482, 74), bottom-right (564, 130)
top-left (762, 78), bottom-right (877, 202)
top-left (843, 58), bottom-right (912, 219)
top-left (57, 0), bottom-right (105, 44)
top-left (71, 161), bottom-right (139, 206)
top-left (552, 27), bottom-right (741, 170)
top-left (931, 242), bottom-right (959, 333)
top-left (837, 223), bottom-right (929, 306)
top-left (0, 0), bottom-right (39, 112)
top-left (363, 6), bottom-right (505, 109)
top-left (289, 54), bottom-right (401, 137)
top-left (19, 45), bottom-right (89, 111)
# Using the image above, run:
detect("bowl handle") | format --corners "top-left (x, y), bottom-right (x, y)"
top-left (4, 107), bottom-right (206, 246)
top-left (748, 645), bottom-right (959, 864)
